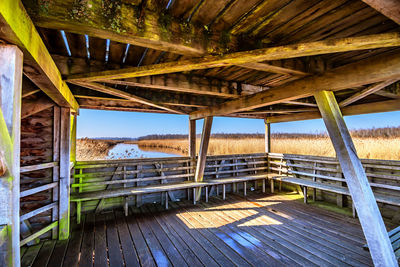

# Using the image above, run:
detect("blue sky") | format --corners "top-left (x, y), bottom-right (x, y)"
top-left (77, 109), bottom-right (400, 138)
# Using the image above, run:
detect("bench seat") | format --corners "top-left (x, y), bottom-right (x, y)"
top-left (206, 173), bottom-right (268, 185)
top-left (71, 180), bottom-right (209, 202)
top-left (272, 176), bottom-right (400, 207)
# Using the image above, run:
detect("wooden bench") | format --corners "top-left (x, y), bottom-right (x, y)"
top-left (72, 154), bottom-right (270, 222)
top-left (206, 173), bottom-right (270, 201)
top-left (268, 153), bottom-right (400, 217)
top-left (363, 226), bottom-right (400, 259)
top-left (72, 181), bottom-right (210, 221)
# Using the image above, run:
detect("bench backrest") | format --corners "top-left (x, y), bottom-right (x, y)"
top-left (72, 153), bottom-right (268, 211)
top-left (268, 153), bottom-right (400, 202)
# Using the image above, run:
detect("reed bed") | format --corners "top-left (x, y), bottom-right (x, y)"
top-left (77, 138), bottom-right (120, 161)
top-left (137, 137), bottom-right (400, 160)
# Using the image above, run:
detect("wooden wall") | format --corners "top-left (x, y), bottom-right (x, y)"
top-left (20, 93), bottom-right (56, 239)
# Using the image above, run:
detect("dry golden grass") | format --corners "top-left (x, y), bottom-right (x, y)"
top-left (77, 138), bottom-right (120, 161)
top-left (138, 137), bottom-right (400, 160)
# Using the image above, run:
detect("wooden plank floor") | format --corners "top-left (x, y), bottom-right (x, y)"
top-left (21, 192), bottom-right (377, 267)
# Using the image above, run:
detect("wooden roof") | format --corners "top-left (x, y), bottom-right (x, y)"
top-left (6, 0), bottom-right (400, 121)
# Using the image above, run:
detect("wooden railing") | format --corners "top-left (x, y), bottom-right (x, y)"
top-left (267, 153), bottom-right (400, 219)
top-left (19, 162), bottom-right (60, 246)
top-left (72, 153), bottom-right (268, 213)
top-left (71, 152), bottom-right (400, 221)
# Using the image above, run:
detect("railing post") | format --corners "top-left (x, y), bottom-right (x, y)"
top-left (59, 108), bottom-right (71, 240)
top-left (314, 90), bottom-right (397, 266)
top-left (0, 45), bottom-right (22, 267)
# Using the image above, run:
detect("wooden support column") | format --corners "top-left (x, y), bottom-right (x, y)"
top-left (194, 117), bottom-right (213, 201)
top-left (314, 90), bottom-right (397, 266)
top-left (265, 121), bottom-right (271, 153)
top-left (265, 121), bottom-right (271, 193)
top-left (0, 45), bottom-right (22, 267)
top-left (70, 114), bottom-right (77, 164)
top-left (189, 119), bottom-right (196, 159)
top-left (188, 119), bottom-right (196, 199)
top-left (59, 108), bottom-right (71, 240)
top-left (52, 107), bottom-right (60, 239)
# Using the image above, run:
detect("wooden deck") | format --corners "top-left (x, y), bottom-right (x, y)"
top-left (21, 192), bottom-right (377, 267)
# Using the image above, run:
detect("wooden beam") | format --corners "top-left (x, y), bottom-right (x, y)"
top-left (67, 33), bottom-right (400, 82)
top-left (238, 62), bottom-right (308, 76)
top-left (189, 120), bottom-right (196, 159)
top-left (71, 81), bottom-right (184, 114)
top-left (23, 0), bottom-right (226, 56)
top-left (99, 74), bottom-right (241, 98)
top-left (0, 0), bottom-right (79, 111)
top-left (314, 90), bottom-right (397, 266)
top-left (190, 50), bottom-right (400, 119)
top-left (284, 100), bottom-right (317, 107)
top-left (21, 95), bottom-right (54, 119)
top-left (194, 117), bottom-right (213, 201)
top-left (362, 0), bottom-right (400, 25)
top-left (0, 45), bottom-right (22, 267)
top-left (339, 79), bottom-right (399, 107)
top-left (59, 108), bottom-right (71, 240)
top-left (267, 99), bottom-right (400, 123)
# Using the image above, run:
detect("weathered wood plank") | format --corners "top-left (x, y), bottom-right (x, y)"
top-left (21, 95), bottom-right (54, 119)
top-left (68, 33), bottom-right (400, 82)
top-left (0, 45), bottom-right (22, 267)
top-left (23, 0), bottom-right (229, 56)
top-left (314, 90), bottom-right (397, 266)
top-left (59, 108), bottom-right (71, 240)
top-left (191, 51), bottom-right (400, 119)
top-left (362, 0), bottom-right (400, 24)
top-left (0, 0), bottom-right (78, 110)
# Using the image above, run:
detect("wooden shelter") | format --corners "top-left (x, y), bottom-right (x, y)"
top-left (1, 0), bottom-right (400, 266)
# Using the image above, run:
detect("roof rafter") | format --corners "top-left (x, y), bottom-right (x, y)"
top-left (67, 33), bottom-right (400, 82)
top-left (98, 74), bottom-right (241, 98)
top-left (189, 50), bottom-right (400, 119)
top-left (71, 81), bottom-right (184, 114)
top-left (267, 99), bottom-right (400, 123)
top-left (0, 0), bottom-right (79, 111)
top-left (339, 79), bottom-right (399, 107)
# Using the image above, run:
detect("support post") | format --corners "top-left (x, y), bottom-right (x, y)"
top-left (59, 108), bottom-right (71, 240)
top-left (70, 113), bottom-right (77, 164)
top-left (314, 90), bottom-right (396, 266)
top-left (194, 116), bottom-right (213, 201)
top-left (188, 119), bottom-right (196, 200)
top-left (52, 106), bottom-right (60, 239)
top-left (189, 119), bottom-right (196, 159)
top-left (0, 45), bottom-right (22, 267)
top-left (264, 121), bottom-right (271, 153)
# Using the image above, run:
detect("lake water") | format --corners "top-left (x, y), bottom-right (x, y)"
top-left (107, 143), bottom-right (181, 159)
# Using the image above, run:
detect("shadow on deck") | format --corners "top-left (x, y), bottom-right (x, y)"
top-left (21, 192), bottom-right (374, 267)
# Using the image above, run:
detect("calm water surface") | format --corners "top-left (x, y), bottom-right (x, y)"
top-left (107, 143), bottom-right (180, 159)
